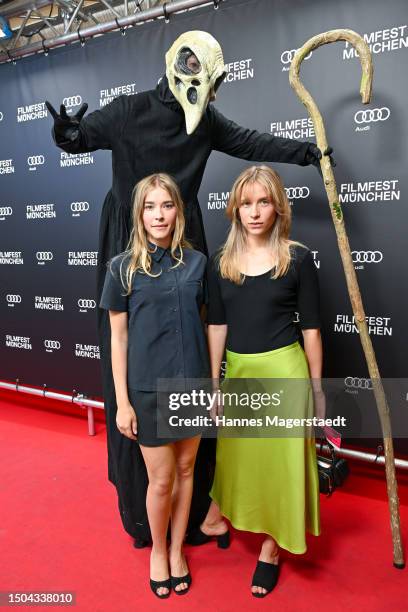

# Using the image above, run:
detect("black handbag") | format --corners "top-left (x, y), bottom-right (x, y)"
top-left (317, 445), bottom-right (350, 496)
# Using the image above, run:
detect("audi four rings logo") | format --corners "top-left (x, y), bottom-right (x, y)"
top-left (0, 207), bottom-right (13, 216)
top-left (44, 340), bottom-right (61, 350)
top-left (281, 49), bottom-right (312, 64)
top-left (285, 187), bottom-right (310, 199)
top-left (71, 201), bottom-right (90, 213)
top-left (27, 155), bottom-right (45, 166)
top-left (351, 251), bottom-right (383, 263)
top-left (6, 294), bottom-right (22, 303)
top-left (63, 95), bottom-right (82, 108)
top-left (354, 108), bottom-right (390, 124)
top-left (78, 299), bottom-right (96, 309)
top-left (36, 251), bottom-right (53, 261)
top-left (344, 377), bottom-right (373, 390)
top-left (0, 111), bottom-right (3, 121)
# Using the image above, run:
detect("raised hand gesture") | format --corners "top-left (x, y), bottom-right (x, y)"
top-left (45, 100), bottom-right (88, 142)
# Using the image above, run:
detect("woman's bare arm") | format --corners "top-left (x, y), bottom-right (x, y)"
top-left (302, 328), bottom-right (325, 421)
top-left (207, 324), bottom-right (228, 389)
top-left (109, 310), bottom-right (137, 439)
top-left (110, 310), bottom-right (130, 405)
top-left (302, 328), bottom-right (322, 391)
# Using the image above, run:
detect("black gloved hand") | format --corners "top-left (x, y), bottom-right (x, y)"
top-left (304, 143), bottom-right (336, 178)
top-left (45, 100), bottom-right (88, 143)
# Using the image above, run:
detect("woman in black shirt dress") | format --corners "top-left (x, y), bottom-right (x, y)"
top-left (100, 173), bottom-right (209, 598)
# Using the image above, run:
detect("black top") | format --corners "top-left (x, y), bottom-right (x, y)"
top-left (54, 76), bottom-right (311, 256)
top-left (206, 245), bottom-right (320, 354)
top-left (99, 243), bottom-right (210, 391)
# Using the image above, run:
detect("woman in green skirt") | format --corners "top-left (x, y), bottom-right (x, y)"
top-left (200, 165), bottom-right (322, 596)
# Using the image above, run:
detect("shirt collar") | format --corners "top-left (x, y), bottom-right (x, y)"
top-left (147, 240), bottom-right (167, 262)
top-left (147, 240), bottom-right (182, 263)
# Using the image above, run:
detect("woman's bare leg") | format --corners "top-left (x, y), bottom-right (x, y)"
top-left (140, 444), bottom-right (175, 596)
top-left (252, 536), bottom-right (279, 596)
top-left (200, 500), bottom-right (229, 535)
top-left (169, 435), bottom-right (201, 592)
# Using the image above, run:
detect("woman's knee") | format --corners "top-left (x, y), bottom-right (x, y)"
top-left (175, 458), bottom-right (195, 481)
top-left (148, 471), bottom-right (174, 496)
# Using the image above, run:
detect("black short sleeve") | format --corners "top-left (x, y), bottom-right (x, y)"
top-left (297, 250), bottom-right (321, 329)
top-left (202, 270), bottom-right (209, 306)
top-left (206, 254), bottom-right (227, 325)
top-left (99, 256), bottom-right (128, 312)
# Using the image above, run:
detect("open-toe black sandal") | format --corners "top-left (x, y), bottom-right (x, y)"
top-left (150, 577), bottom-right (171, 599)
top-left (170, 572), bottom-right (192, 595)
top-left (251, 560), bottom-right (280, 598)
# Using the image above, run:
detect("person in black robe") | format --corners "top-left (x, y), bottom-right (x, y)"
top-left (46, 30), bottom-right (331, 547)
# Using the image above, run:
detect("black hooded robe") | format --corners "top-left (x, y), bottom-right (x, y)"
top-left (53, 76), bottom-right (311, 543)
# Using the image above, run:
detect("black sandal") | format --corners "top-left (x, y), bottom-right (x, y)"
top-left (251, 560), bottom-right (280, 598)
top-left (170, 572), bottom-right (192, 595)
top-left (150, 577), bottom-right (171, 599)
top-left (185, 526), bottom-right (230, 548)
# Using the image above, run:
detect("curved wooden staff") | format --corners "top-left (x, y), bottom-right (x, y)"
top-left (289, 29), bottom-right (404, 568)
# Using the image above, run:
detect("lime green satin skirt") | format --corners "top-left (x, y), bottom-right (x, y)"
top-left (209, 341), bottom-right (321, 554)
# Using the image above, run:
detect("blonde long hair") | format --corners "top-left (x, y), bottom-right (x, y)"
top-left (115, 173), bottom-right (192, 295)
top-left (219, 165), bottom-right (304, 283)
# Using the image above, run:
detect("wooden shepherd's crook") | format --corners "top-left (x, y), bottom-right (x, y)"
top-left (289, 29), bottom-right (405, 569)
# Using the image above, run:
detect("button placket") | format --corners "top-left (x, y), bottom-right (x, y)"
top-left (172, 265), bottom-right (185, 378)
top-left (167, 261), bottom-right (184, 378)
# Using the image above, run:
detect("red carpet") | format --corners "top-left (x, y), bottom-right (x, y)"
top-left (1, 390), bottom-right (407, 611)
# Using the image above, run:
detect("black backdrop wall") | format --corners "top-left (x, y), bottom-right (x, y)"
top-left (1, 0), bottom-right (407, 417)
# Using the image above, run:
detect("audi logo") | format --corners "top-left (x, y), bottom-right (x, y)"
top-left (344, 377), bottom-right (373, 390)
top-left (281, 49), bottom-right (312, 64)
top-left (36, 251), bottom-right (53, 261)
top-left (78, 299), bottom-right (96, 309)
top-left (27, 155), bottom-right (45, 166)
top-left (354, 107), bottom-right (390, 124)
top-left (6, 294), bottom-right (22, 303)
top-left (62, 95), bottom-right (82, 108)
top-left (352, 251), bottom-right (383, 264)
top-left (44, 339), bottom-right (61, 350)
top-left (0, 207), bottom-right (13, 216)
top-left (71, 201), bottom-right (90, 213)
top-left (0, 111), bottom-right (3, 121)
top-left (285, 187), bottom-right (310, 200)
